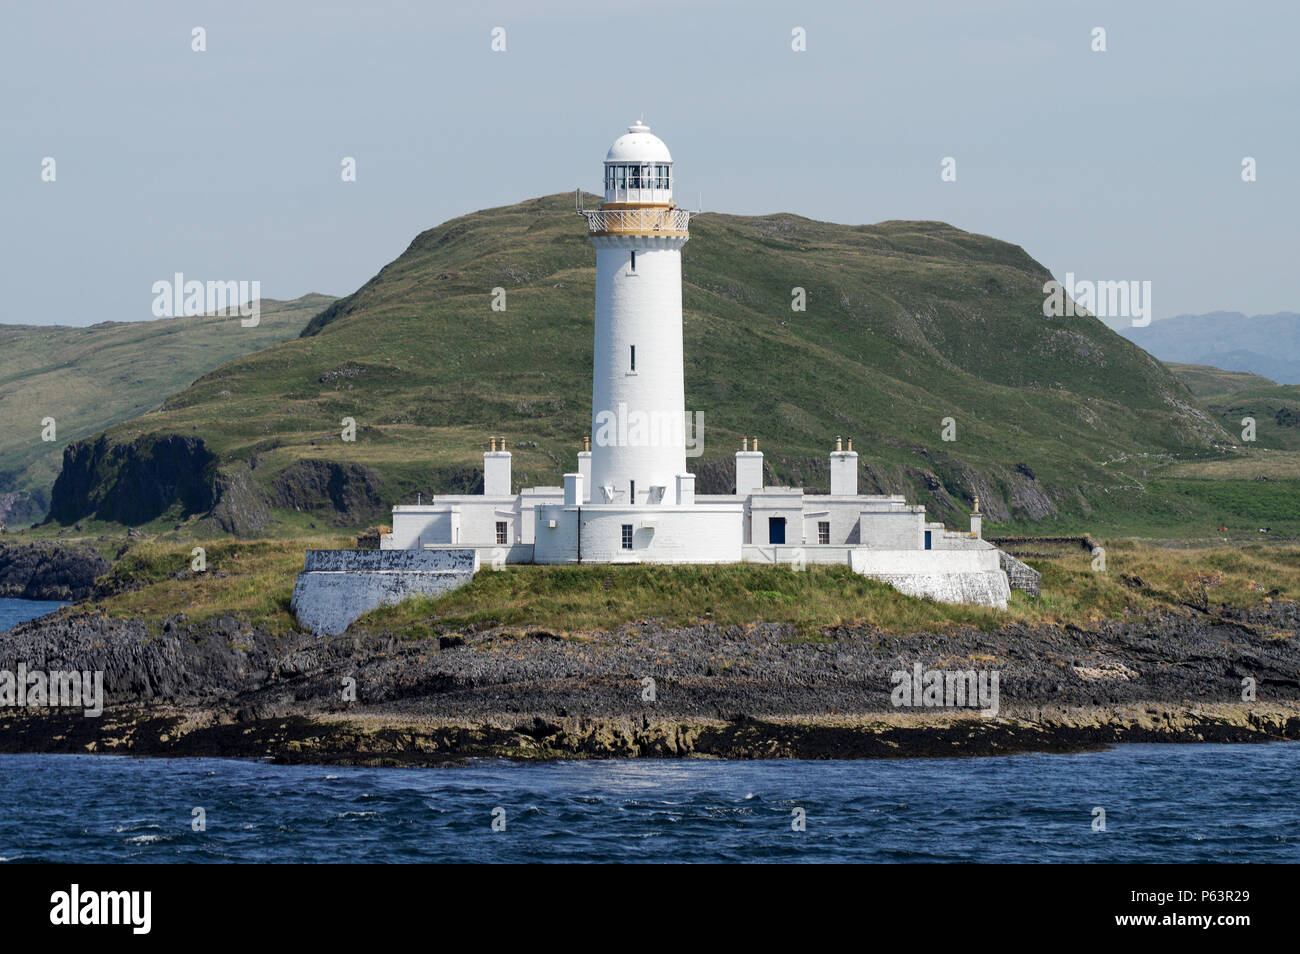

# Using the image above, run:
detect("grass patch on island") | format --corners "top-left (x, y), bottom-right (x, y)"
top-left (64, 533), bottom-right (1300, 639)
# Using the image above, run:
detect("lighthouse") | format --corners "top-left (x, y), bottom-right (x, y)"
top-left (361, 118), bottom-right (1013, 609)
top-left (580, 121), bottom-right (692, 507)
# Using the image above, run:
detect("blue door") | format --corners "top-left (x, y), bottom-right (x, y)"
top-left (769, 517), bottom-right (786, 545)
top-left (924, 530), bottom-right (932, 550)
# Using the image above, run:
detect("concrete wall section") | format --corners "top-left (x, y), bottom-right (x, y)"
top-left (849, 548), bottom-right (1009, 609)
top-left (999, 550), bottom-right (1042, 596)
top-left (291, 548), bottom-right (479, 635)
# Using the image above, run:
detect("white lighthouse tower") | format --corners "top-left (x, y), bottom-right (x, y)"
top-left (582, 121), bottom-right (691, 507)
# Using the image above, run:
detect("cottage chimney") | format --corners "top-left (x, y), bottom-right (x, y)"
top-left (830, 436), bottom-right (859, 496)
top-left (484, 438), bottom-right (512, 496)
top-left (578, 437), bottom-right (593, 503)
top-left (735, 438), bottom-right (763, 495)
top-left (563, 471), bottom-right (583, 507)
top-left (970, 496), bottom-right (983, 538)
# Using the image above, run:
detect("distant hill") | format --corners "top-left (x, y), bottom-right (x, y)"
top-left (0, 294), bottom-right (334, 526)
top-left (1123, 312), bottom-right (1300, 384)
top-left (1164, 362), bottom-right (1278, 399)
top-left (38, 193), bottom-right (1231, 537)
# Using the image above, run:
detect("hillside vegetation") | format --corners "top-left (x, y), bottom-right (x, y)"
top-left (0, 294), bottom-right (333, 526)
top-left (40, 193), bottom-right (1241, 539)
top-left (1164, 362), bottom-right (1278, 398)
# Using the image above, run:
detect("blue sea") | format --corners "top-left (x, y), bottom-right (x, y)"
top-left (0, 745), bottom-right (1293, 863)
top-left (2, 599), bottom-right (1297, 864)
top-left (0, 596), bottom-right (68, 631)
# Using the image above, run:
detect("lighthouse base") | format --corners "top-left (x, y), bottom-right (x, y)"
top-left (533, 503), bottom-right (743, 564)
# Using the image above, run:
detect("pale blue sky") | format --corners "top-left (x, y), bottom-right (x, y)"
top-left (3, 0), bottom-right (1295, 326)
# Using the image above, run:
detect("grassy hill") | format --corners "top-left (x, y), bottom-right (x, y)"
top-left (0, 295), bottom-right (333, 526)
top-left (1164, 362), bottom-right (1278, 399)
top-left (41, 193), bottom-right (1255, 539)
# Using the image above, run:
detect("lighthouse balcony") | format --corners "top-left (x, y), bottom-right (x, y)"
top-left (580, 207), bottom-right (691, 237)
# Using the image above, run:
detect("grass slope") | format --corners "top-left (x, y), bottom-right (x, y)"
top-left (58, 193), bottom-right (1231, 537)
top-left (0, 294), bottom-right (334, 525)
top-left (1164, 362), bottom-right (1278, 398)
top-left (77, 534), bottom-right (1300, 639)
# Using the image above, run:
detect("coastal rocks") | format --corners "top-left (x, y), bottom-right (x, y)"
top-left (0, 541), bottom-right (109, 601)
top-left (2, 594), bottom-right (1300, 763)
top-left (4, 704), bottom-right (1298, 765)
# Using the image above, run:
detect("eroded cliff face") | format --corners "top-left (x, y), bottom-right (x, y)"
top-left (46, 434), bottom-right (217, 526)
top-left (43, 433), bottom-right (391, 536)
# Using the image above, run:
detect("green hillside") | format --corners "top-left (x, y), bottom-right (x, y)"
top-left (1164, 362), bottom-right (1278, 399)
top-left (41, 194), bottom-right (1245, 538)
top-left (1196, 384), bottom-right (1300, 452)
top-left (0, 294), bottom-right (333, 526)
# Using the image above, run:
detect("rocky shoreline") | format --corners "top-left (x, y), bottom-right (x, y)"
top-left (1, 702), bottom-right (1296, 766)
top-left (0, 596), bottom-right (1297, 763)
top-left (0, 541), bottom-right (109, 601)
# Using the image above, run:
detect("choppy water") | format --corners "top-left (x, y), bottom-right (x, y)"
top-left (0, 745), bottom-right (1295, 863)
top-left (2, 598), bottom-right (1295, 862)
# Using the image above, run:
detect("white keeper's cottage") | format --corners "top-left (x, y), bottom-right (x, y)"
top-left (293, 121), bottom-right (1026, 636)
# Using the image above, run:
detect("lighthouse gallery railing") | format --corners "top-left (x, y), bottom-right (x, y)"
top-left (579, 208), bottom-right (692, 236)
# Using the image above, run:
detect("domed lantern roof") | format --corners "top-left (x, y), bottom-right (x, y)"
top-left (605, 120), bottom-right (673, 163)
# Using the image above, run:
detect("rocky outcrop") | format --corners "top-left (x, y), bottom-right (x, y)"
top-left (272, 459), bottom-right (384, 523)
top-left (46, 434), bottom-right (216, 526)
top-left (0, 542), bottom-right (109, 601)
top-left (0, 490), bottom-right (45, 528)
top-left (205, 462), bottom-right (272, 536)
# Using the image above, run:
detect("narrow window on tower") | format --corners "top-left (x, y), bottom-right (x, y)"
top-left (630, 250), bottom-right (636, 272)
top-left (630, 480), bottom-right (636, 503)
top-left (630, 344), bottom-right (636, 371)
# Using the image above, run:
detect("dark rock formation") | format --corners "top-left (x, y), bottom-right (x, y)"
top-left (271, 459), bottom-right (384, 524)
top-left (0, 542), bottom-right (109, 601)
top-left (46, 434), bottom-right (216, 526)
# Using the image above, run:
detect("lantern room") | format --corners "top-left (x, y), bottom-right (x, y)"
top-left (603, 120), bottom-right (673, 206)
